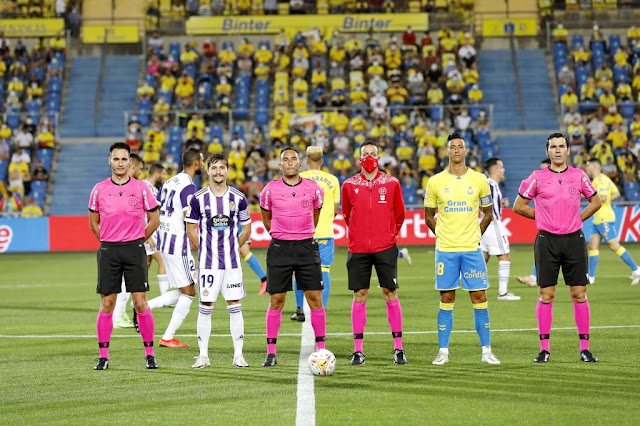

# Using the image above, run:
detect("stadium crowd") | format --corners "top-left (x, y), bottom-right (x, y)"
top-left (553, 23), bottom-right (640, 200)
top-left (148, 0), bottom-right (472, 17)
top-left (0, 32), bottom-right (65, 215)
top-left (129, 24), bottom-right (493, 208)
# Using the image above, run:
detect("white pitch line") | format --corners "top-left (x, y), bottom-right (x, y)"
top-left (2, 324), bottom-right (639, 339)
top-left (296, 300), bottom-right (315, 426)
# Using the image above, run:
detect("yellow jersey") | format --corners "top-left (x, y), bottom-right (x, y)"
top-left (424, 169), bottom-right (492, 252)
top-left (301, 169), bottom-right (340, 239)
top-left (591, 173), bottom-right (618, 224)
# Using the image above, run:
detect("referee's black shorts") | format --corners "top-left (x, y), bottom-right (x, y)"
top-left (266, 238), bottom-right (323, 294)
top-left (97, 239), bottom-right (150, 295)
top-left (347, 245), bottom-right (399, 291)
top-left (534, 230), bottom-right (589, 287)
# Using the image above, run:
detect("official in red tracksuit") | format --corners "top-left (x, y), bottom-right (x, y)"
top-left (341, 141), bottom-right (407, 366)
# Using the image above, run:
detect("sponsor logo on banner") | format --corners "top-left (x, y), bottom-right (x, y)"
top-left (0, 18), bottom-right (64, 37)
top-left (82, 25), bottom-right (140, 44)
top-left (0, 225), bottom-right (13, 253)
top-left (186, 13), bottom-right (428, 35)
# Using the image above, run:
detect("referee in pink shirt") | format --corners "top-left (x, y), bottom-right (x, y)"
top-left (514, 133), bottom-right (601, 363)
top-left (89, 142), bottom-right (161, 370)
top-left (259, 147), bottom-right (327, 367)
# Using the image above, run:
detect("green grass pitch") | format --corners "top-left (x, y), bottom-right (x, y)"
top-left (1, 245), bottom-right (639, 424)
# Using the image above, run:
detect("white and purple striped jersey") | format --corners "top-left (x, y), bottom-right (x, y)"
top-left (143, 179), bottom-right (160, 201)
top-left (157, 172), bottom-right (197, 256)
top-left (487, 177), bottom-right (503, 222)
top-left (186, 186), bottom-right (250, 270)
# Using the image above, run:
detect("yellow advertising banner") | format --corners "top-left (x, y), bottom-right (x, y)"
top-left (0, 18), bottom-right (64, 37)
top-left (482, 19), bottom-right (538, 37)
top-left (83, 25), bottom-right (140, 44)
top-left (186, 13), bottom-right (428, 35)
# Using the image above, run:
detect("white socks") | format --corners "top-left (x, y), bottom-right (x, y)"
top-left (161, 294), bottom-right (194, 341)
top-left (157, 274), bottom-right (169, 295)
top-left (227, 304), bottom-right (244, 357)
top-left (113, 279), bottom-right (130, 322)
top-left (148, 289), bottom-right (180, 310)
top-left (197, 304), bottom-right (213, 357)
top-left (498, 260), bottom-right (510, 296)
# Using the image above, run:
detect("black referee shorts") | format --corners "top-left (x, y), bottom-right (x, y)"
top-left (97, 239), bottom-right (150, 295)
top-left (266, 238), bottom-right (323, 294)
top-left (534, 230), bottom-right (589, 287)
top-left (347, 245), bottom-right (399, 291)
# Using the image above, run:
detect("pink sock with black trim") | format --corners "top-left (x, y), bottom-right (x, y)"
top-left (96, 311), bottom-right (113, 359)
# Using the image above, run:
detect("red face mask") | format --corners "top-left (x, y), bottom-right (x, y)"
top-left (361, 156), bottom-right (379, 173)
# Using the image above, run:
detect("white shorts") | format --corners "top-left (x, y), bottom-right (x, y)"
top-left (198, 268), bottom-right (246, 303)
top-left (161, 251), bottom-right (197, 289)
top-left (480, 220), bottom-right (510, 256)
top-left (144, 234), bottom-right (158, 255)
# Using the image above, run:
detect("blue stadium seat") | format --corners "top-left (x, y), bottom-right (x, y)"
top-left (402, 184), bottom-right (418, 205)
top-left (222, 41), bottom-right (235, 51)
top-left (579, 101), bottom-right (598, 115)
top-left (30, 180), bottom-right (46, 195)
top-left (37, 148), bottom-right (53, 170)
top-left (609, 34), bottom-right (622, 54)
top-left (6, 112), bottom-right (20, 129)
top-left (430, 105), bottom-right (443, 122)
top-left (169, 126), bottom-right (182, 143)
top-left (168, 42), bottom-right (180, 59)
top-left (469, 104), bottom-right (482, 121)
top-left (209, 125), bottom-right (224, 142)
top-left (0, 159), bottom-right (7, 182)
top-left (613, 65), bottom-right (629, 83)
top-left (621, 100), bottom-right (635, 118)
top-left (48, 76), bottom-right (62, 93)
top-left (231, 124), bottom-right (245, 139)
top-left (138, 111), bottom-right (150, 127)
top-left (571, 35), bottom-right (584, 50)
top-left (255, 110), bottom-right (269, 127)
top-left (138, 99), bottom-right (152, 111)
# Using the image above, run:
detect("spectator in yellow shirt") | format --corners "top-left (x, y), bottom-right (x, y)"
top-left (180, 45), bottom-right (199, 65)
top-left (552, 23), bottom-right (568, 44)
top-left (137, 80), bottom-right (155, 101)
top-left (350, 110), bottom-right (367, 133)
top-left (8, 77), bottom-right (24, 95)
top-left (218, 45), bottom-right (237, 65)
top-left (187, 113), bottom-right (205, 140)
top-left (427, 82), bottom-right (444, 104)
top-left (560, 87), bottom-right (578, 112)
top-left (607, 122), bottom-right (628, 150)
top-left (49, 32), bottom-right (66, 55)
top-left (255, 44), bottom-right (273, 64)
top-left (604, 107), bottom-right (623, 128)
top-left (616, 81), bottom-right (632, 100)
top-left (599, 89), bottom-right (616, 109)
top-left (238, 38), bottom-right (254, 58)
top-left (175, 76), bottom-right (194, 106)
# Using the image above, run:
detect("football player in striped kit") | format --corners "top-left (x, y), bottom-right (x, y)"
top-left (151, 149), bottom-right (203, 348)
top-left (186, 153), bottom-right (251, 368)
top-left (480, 158), bottom-right (520, 301)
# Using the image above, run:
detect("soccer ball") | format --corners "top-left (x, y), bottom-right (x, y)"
top-left (307, 349), bottom-right (336, 376)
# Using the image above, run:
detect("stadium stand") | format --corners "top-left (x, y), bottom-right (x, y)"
top-left (0, 32), bottom-right (65, 215)
top-left (128, 22), bottom-right (494, 206)
top-left (553, 24), bottom-right (640, 200)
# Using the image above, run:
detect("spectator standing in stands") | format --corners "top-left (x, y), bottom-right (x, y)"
top-left (0, 190), bottom-right (23, 214)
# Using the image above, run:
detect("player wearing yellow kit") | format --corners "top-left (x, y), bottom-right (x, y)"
top-left (585, 158), bottom-right (640, 285)
top-left (291, 146), bottom-right (341, 322)
top-left (424, 133), bottom-right (500, 365)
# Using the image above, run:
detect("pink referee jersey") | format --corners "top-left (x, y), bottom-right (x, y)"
top-left (89, 177), bottom-right (159, 242)
top-left (518, 166), bottom-right (597, 235)
top-left (260, 178), bottom-right (323, 240)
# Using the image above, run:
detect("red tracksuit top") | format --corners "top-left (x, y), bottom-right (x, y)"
top-left (341, 171), bottom-right (406, 253)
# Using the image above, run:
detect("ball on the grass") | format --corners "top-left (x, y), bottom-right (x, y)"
top-left (307, 349), bottom-right (336, 376)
